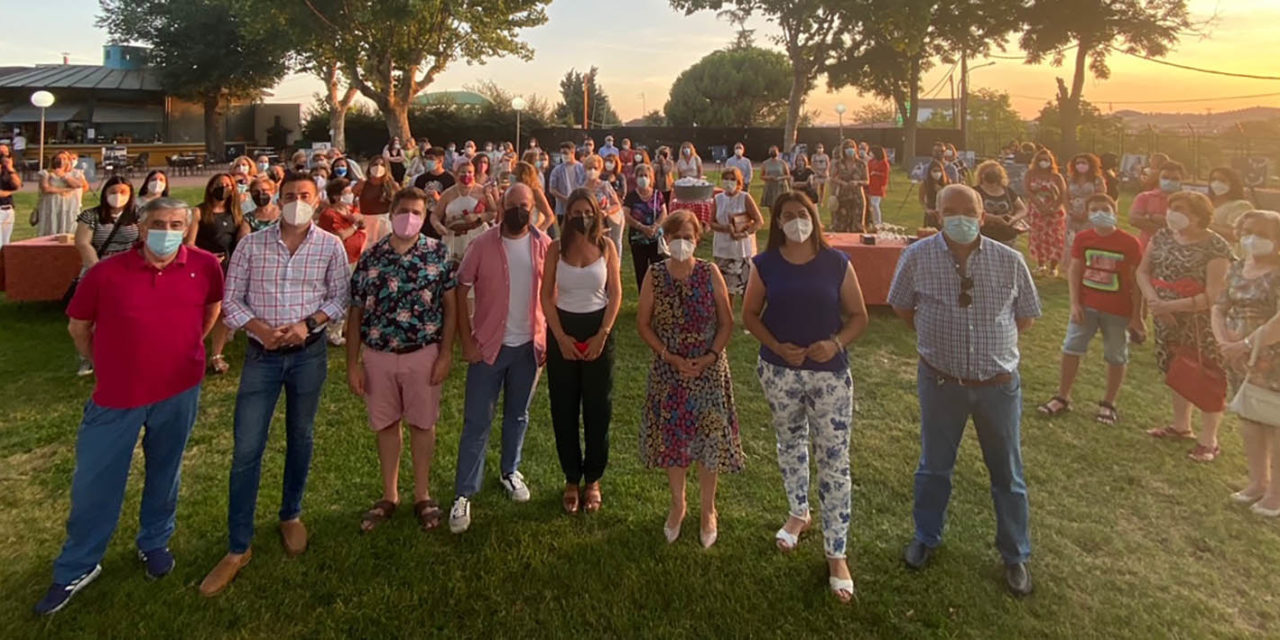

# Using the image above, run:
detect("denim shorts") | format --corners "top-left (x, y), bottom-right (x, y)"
top-left (1062, 307), bottom-right (1129, 365)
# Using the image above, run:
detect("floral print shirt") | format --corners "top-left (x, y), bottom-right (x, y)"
top-left (350, 234), bottom-right (456, 351)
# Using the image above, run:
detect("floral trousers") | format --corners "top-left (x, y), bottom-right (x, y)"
top-left (756, 358), bottom-right (854, 558)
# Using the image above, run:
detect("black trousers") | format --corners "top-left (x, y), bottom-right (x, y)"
top-left (629, 240), bottom-right (664, 292)
top-left (546, 307), bottom-right (614, 485)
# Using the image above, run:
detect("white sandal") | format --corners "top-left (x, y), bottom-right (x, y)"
top-left (828, 576), bottom-right (855, 604)
top-left (774, 514), bottom-right (811, 552)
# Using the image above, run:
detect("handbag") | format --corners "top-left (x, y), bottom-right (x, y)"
top-left (1164, 315), bottom-right (1228, 412)
top-left (1229, 333), bottom-right (1280, 427)
top-left (61, 216), bottom-right (127, 308)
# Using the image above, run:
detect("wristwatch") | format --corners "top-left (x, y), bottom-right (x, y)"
top-left (304, 315), bottom-right (320, 333)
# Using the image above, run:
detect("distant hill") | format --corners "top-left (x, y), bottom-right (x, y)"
top-left (1112, 106), bottom-right (1280, 131)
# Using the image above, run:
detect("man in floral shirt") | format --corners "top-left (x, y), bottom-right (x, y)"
top-left (345, 187), bottom-right (457, 533)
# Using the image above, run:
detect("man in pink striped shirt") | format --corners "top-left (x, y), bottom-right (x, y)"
top-left (449, 183), bottom-right (551, 534)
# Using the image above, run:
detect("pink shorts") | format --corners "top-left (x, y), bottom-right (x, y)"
top-left (362, 344), bottom-right (443, 431)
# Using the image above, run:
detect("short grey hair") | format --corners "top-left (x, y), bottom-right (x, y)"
top-left (503, 182), bottom-right (533, 207)
top-left (937, 184), bottom-right (982, 215)
top-left (138, 197), bottom-right (192, 225)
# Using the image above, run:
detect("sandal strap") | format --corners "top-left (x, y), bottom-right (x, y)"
top-left (775, 528), bottom-right (800, 548)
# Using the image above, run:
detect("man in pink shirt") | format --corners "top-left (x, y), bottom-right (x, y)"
top-left (35, 198), bottom-right (224, 615)
top-left (449, 183), bottom-right (551, 534)
top-left (1128, 161), bottom-right (1184, 250)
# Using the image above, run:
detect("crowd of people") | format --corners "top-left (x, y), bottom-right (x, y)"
top-left (19, 134), bottom-right (1280, 618)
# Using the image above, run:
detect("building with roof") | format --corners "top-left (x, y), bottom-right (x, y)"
top-left (413, 90), bottom-right (493, 108)
top-left (0, 45), bottom-right (301, 165)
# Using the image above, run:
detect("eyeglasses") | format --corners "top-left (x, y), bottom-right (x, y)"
top-left (958, 276), bottom-right (974, 308)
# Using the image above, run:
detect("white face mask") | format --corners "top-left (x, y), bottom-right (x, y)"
top-left (1210, 180), bottom-right (1230, 196)
top-left (340, 193), bottom-right (355, 205)
top-left (281, 200), bottom-right (315, 226)
top-left (667, 238), bottom-right (695, 261)
top-left (370, 165), bottom-right (386, 178)
top-left (1037, 160), bottom-right (1051, 169)
top-left (931, 171), bottom-right (943, 181)
top-left (734, 148), bottom-right (743, 157)
top-left (586, 169), bottom-right (600, 180)
top-left (635, 176), bottom-right (650, 189)
top-left (783, 217), bottom-right (813, 243)
top-left (106, 193), bottom-right (126, 209)
top-left (147, 180), bottom-right (164, 195)
top-left (1075, 163), bottom-right (1090, 174)
top-left (604, 161), bottom-right (615, 170)
top-left (1241, 234), bottom-right (1276, 257)
top-left (722, 180), bottom-right (737, 193)
top-left (1166, 209), bottom-right (1191, 232)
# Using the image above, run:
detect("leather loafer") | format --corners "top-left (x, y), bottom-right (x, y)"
top-left (280, 519), bottom-right (308, 557)
top-left (199, 549), bottom-right (252, 597)
top-left (1005, 562), bottom-right (1033, 597)
top-left (903, 540), bottom-right (933, 570)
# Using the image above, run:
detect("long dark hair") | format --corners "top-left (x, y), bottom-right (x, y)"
top-left (140, 169), bottom-right (170, 198)
top-left (561, 187), bottom-right (608, 253)
top-left (923, 159), bottom-right (949, 203)
top-left (94, 175), bottom-right (137, 225)
top-left (766, 191), bottom-right (830, 253)
top-left (199, 172), bottom-right (243, 228)
top-left (1209, 166), bottom-right (1247, 202)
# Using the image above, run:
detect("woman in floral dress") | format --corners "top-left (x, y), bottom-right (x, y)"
top-left (1023, 148), bottom-right (1068, 276)
top-left (1213, 210), bottom-right (1280, 513)
top-left (637, 210), bottom-right (742, 549)
top-left (1136, 191), bottom-right (1233, 461)
top-left (829, 139), bottom-right (867, 232)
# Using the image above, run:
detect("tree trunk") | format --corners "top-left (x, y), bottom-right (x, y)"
top-left (383, 100), bottom-right (412, 143)
top-left (202, 93), bottom-right (226, 160)
top-left (902, 57), bottom-right (922, 162)
top-left (329, 106), bottom-right (349, 152)
top-left (783, 65), bottom-right (806, 152)
top-left (1058, 41), bottom-right (1090, 159)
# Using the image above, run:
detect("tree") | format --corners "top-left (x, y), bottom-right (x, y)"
top-left (1019, 0), bottom-right (1192, 158)
top-left (638, 110), bottom-right (668, 126)
top-left (923, 89), bottom-right (1027, 155)
top-left (670, 0), bottom-right (840, 150)
top-left (717, 6), bottom-right (755, 49)
top-left (554, 67), bottom-right (620, 128)
top-left (664, 48), bottom-right (795, 127)
top-left (294, 0), bottom-right (549, 142)
top-left (465, 80), bottom-right (554, 124)
top-left (849, 102), bottom-right (898, 126)
top-left (97, 0), bottom-right (290, 157)
top-left (1034, 98), bottom-right (1123, 155)
top-left (825, 0), bottom-right (1019, 160)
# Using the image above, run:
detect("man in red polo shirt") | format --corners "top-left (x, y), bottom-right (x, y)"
top-left (34, 198), bottom-right (224, 616)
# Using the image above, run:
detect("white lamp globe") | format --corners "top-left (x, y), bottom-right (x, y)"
top-left (31, 91), bottom-right (55, 108)
top-left (511, 97), bottom-right (527, 111)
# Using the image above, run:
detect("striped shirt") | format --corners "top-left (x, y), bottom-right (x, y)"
top-left (887, 234), bottom-right (1042, 380)
top-left (223, 223), bottom-right (350, 334)
top-left (77, 209), bottom-right (139, 259)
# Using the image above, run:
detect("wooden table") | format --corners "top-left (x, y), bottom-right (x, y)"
top-left (824, 233), bottom-right (913, 306)
top-left (0, 235), bottom-right (81, 302)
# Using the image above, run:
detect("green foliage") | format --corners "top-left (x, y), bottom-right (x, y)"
top-left (925, 89), bottom-right (1028, 154)
top-left (664, 47), bottom-right (796, 128)
top-left (1034, 98), bottom-right (1122, 147)
top-left (290, 0), bottom-right (550, 139)
top-left (638, 110), bottom-right (668, 126)
top-left (554, 67), bottom-right (621, 128)
top-left (300, 98), bottom-right (548, 158)
top-left (849, 103), bottom-right (898, 126)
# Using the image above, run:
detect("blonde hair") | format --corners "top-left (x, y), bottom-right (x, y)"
top-left (1235, 209), bottom-right (1280, 242)
top-left (662, 209), bottom-right (702, 237)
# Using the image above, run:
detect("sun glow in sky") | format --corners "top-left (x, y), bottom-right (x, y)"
top-left (2, 0), bottom-right (1277, 123)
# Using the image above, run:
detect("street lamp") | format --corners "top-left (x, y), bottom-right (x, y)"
top-left (834, 103), bottom-right (847, 140)
top-left (511, 96), bottom-right (527, 150)
top-left (30, 90), bottom-right (54, 170)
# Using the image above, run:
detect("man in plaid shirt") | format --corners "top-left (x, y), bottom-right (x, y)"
top-left (201, 172), bottom-right (350, 597)
top-left (888, 184), bottom-right (1042, 597)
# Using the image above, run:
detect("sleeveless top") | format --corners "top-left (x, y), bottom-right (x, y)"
top-left (556, 253), bottom-right (609, 313)
top-left (712, 191), bottom-right (754, 259)
top-left (195, 210), bottom-right (238, 256)
top-left (752, 248), bottom-right (850, 372)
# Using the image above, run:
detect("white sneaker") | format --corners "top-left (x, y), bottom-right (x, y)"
top-left (500, 471), bottom-right (531, 503)
top-left (76, 360), bottom-right (94, 377)
top-left (448, 497), bottom-right (471, 534)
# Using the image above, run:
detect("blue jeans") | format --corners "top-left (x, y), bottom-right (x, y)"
top-left (52, 384), bottom-right (201, 583)
top-left (227, 339), bottom-right (328, 553)
top-left (913, 362), bottom-right (1030, 564)
top-left (455, 342), bottom-right (539, 498)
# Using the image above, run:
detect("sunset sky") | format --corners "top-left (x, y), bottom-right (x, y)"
top-left (2, 0), bottom-right (1277, 122)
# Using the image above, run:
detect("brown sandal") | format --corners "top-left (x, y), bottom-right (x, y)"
top-left (1188, 444), bottom-right (1220, 463)
top-left (1147, 425), bottom-right (1195, 440)
top-left (563, 484), bottom-right (580, 515)
top-left (583, 482), bottom-right (602, 514)
top-left (414, 499), bottom-right (442, 530)
top-left (209, 354), bottom-right (230, 375)
top-left (360, 499), bottom-right (397, 532)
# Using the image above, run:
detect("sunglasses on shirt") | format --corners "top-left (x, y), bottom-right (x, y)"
top-left (958, 276), bottom-right (974, 308)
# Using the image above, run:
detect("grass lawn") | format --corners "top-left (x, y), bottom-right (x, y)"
top-left (2, 173), bottom-right (1279, 638)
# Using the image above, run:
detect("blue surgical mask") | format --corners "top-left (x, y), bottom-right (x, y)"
top-left (145, 229), bottom-right (183, 257)
top-left (941, 215), bottom-right (980, 244)
top-left (1089, 209), bottom-right (1118, 229)
top-left (1159, 179), bottom-right (1180, 193)
top-left (334, 167), bottom-right (348, 177)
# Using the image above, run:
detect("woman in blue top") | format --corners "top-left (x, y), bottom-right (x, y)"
top-left (742, 190), bottom-right (869, 605)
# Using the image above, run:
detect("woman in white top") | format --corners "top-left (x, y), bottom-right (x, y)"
top-left (432, 159), bottom-right (497, 263)
top-left (709, 166), bottom-right (764, 302)
top-left (36, 152), bottom-right (86, 236)
top-left (582, 154), bottom-right (625, 258)
top-left (540, 187), bottom-right (623, 516)
top-left (676, 141), bottom-right (703, 179)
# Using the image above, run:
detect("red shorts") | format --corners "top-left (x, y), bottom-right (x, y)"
top-left (361, 344), bottom-right (443, 430)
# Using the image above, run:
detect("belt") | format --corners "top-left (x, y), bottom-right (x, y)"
top-left (252, 331), bottom-right (323, 355)
top-left (921, 359), bottom-right (1012, 387)
top-left (386, 343), bottom-right (427, 355)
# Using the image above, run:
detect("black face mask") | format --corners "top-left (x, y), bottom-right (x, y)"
top-left (569, 215), bottom-right (593, 234)
top-left (211, 185), bottom-right (229, 202)
top-left (294, 164), bottom-right (306, 171)
top-left (252, 192), bottom-right (272, 207)
top-left (503, 206), bottom-right (531, 234)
